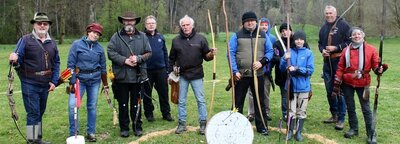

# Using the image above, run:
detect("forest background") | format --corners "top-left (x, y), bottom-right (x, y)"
top-left (1, 0), bottom-right (400, 44)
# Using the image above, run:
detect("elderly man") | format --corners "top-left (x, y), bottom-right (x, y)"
top-left (228, 11), bottom-right (273, 135)
top-left (142, 15), bottom-right (173, 122)
top-left (9, 12), bottom-right (60, 144)
top-left (318, 5), bottom-right (351, 130)
top-left (169, 15), bottom-right (216, 135)
top-left (107, 11), bottom-right (152, 137)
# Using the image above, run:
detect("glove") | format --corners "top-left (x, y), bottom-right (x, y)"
top-left (331, 77), bottom-right (342, 98)
top-left (374, 63), bottom-right (389, 76)
top-left (69, 73), bottom-right (76, 85)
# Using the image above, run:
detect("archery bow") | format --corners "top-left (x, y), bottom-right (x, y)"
top-left (207, 9), bottom-right (217, 119)
top-left (284, 0), bottom-right (292, 142)
top-left (223, 0), bottom-right (236, 109)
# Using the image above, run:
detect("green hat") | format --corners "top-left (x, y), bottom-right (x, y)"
top-left (30, 12), bottom-right (52, 25)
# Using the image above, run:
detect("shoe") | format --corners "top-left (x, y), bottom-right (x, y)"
top-left (257, 129), bottom-right (269, 135)
top-left (120, 131), bottom-right (129, 137)
top-left (134, 130), bottom-right (143, 137)
top-left (199, 120), bottom-right (206, 135)
top-left (335, 121), bottom-right (345, 130)
top-left (266, 114), bottom-right (272, 121)
top-left (247, 114), bottom-right (255, 122)
top-left (37, 139), bottom-right (51, 144)
top-left (147, 115), bottom-right (155, 122)
top-left (344, 129), bottom-right (359, 138)
top-left (86, 134), bottom-right (96, 142)
top-left (163, 114), bottom-right (174, 121)
top-left (323, 115), bottom-right (338, 123)
top-left (175, 121), bottom-right (187, 134)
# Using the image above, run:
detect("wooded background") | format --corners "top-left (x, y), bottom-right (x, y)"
top-left (0, 0), bottom-right (398, 44)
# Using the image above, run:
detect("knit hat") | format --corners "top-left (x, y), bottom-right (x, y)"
top-left (242, 11), bottom-right (257, 24)
top-left (260, 18), bottom-right (268, 24)
top-left (279, 23), bottom-right (292, 33)
top-left (30, 12), bottom-right (52, 25)
top-left (86, 23), bottom-right (103, 36)
top-left (293, 30), bottom-right (307, 41)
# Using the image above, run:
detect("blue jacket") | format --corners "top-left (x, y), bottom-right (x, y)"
top-left (67, 36), bottom-right (106, 84)
top-left (280, 47), bottom-right (314, 92)
top-left (145, 30), bottom-right (168, 70)
top-left (260, 17), bottom-right (276, 75)
top-left (228, 27), bottom-right (274, 75)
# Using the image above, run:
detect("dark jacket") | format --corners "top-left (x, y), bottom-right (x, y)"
top-left (144, 29), bottom-right (168, 70)
top-left (168, 29), bottom-right (213, 80)
top-left (318, 17), bottom-right (351, 56)
top-left (107, 28), bottom-right (152, 83)
top-left (15, 32), bottom-right (60, 86)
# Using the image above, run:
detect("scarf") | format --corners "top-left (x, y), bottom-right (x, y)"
top-left (345, 42), bottom-right (364, 79)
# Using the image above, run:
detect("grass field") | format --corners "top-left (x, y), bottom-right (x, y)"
top-left (0, 30), bottom-right (399, 143)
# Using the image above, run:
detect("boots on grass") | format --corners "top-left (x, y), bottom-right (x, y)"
top-left (175, 121), bottom-right (187, 134)
top-left (323, 114), bottom-right (338, 123)
top-left (199, 120), bottom-right (207, 135)
top-left (344, 129), bottom-right (358, 138)
top-left (37, 122), bottom-right (50, 144)
top-left (295, 119), bottom-right (304, 141)
top-left (285, 118), bottom-right (294, 141)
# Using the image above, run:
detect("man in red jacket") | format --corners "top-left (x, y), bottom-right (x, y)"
top-left (333, 27), bottom-right (387, 143)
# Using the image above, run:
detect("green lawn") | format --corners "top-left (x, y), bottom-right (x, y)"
top-left (0, 32), bottom-right (399, 143)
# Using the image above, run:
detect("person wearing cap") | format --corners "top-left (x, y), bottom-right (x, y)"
top-left (246, 17), bottom-right (276, 122)
top-left (280, 30), bottom-right (314, 141)
top-left (169, 15), bottom-right (216, 135)
top-left (107, 11), bottom-right (152, 137)
top-left (9, 12), bottom-right (59, 144)
top-left (334, 27), bottom-right (387, 143)
top-left (318, 5), bottom-right (351, 130)
top-left (142, 15), bottom-right (174, 122)
top-left (66, 22), bottom-right (107, 142)
top-left (228, 11), bottom-right (273, 135)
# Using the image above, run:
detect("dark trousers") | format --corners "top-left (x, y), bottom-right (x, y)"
top-left (342, 83), bottom-right (372, 135)
top-left (323, 59), bottom-right (346, 122)
top-left (143, 68), bottom-right (171, 118)
top-left (234, 76), bottom-right (268, 131)
top-left (21, 82), bottom-right (49, 125)
top-left (115, 82), bottom-right (142, 132)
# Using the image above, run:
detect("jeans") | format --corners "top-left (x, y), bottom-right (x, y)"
top-left (68, 80), bottom-right (100, 136)
top-left (178, 77), bottom-right (207, 122)
top-left (323, 60), bottom-right (346, 122)
top-left (21, 82), bottom-right (49, 125)
top-left (143, 68), bottom-right (171, 117)
top-left (342, 84), bottom-right (372, 134)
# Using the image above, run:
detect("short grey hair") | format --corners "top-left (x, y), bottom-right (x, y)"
top-left (350, 27), bottom-right (365, 37)
top-left (325, 5), bottom-right (337, 13)
top-left (179, 15), bottom-right (195, 28)
top-left (144, 15), bottom-right (157, 24)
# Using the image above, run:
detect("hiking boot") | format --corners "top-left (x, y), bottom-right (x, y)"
top-left (86, 134), bottom-right (96, 142)
top-left (175, 121), bottom-right (187, 134)
top-left (163, 114), bottom-right (174, 121)
top-left (247, 114), bottom-right (255, 122)
top-left (146, 115), bottom-right (155, 122)
top-left (199, 120), bottom-right (207, 135)
top-left (134, 130), bottom-right (143, 137)
top-left (266, 114), bottom-right (272, 121)
top-left (120, 131), bottom-right (129, 138)
top-left (323, 115), bottom-right (338, 123)
top-left (335, 121), bottom-right (345, 130)
top-left (367, 130), bottom-right (377, 144)
top-left (344, 129), bottom-right (358, 138)
top-left (257, 129), bottom-right (269, 136)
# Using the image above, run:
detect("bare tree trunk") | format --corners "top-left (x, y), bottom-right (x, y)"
top-left (89, 0), bottom-right (96, 22)
top-left (357, 0), bottom-right (364, 29)
top-left (17, 0), bottom-right (28, 36)
top-left (59, 0), bottom-right (66, 44)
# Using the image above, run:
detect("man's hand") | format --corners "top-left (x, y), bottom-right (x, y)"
top-left (101, 86), bottom-right (109, 94)
top-left (210, 48), bottom-right (217, 56)
top-left (124, 56), bottom-right (137, 67)
top-left (288, 66), bottom-right (296, 72)
top-left (322, 49), bottom-right (330, 57)
top-left (234, 72), bottom-right (241, 81)
top-left (48, 82), bottom-right (55, 91)
top-left (252, 61), bottom-right (262, 71)
top-left (325, 46), bottom-right (337, 52)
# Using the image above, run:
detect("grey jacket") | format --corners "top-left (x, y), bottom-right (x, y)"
top-left (107, 29), bottom-right (152, 83)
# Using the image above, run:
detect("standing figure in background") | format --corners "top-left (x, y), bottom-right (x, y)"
top-left (142, 15), bottom-right (174, 122)
top-left (169, 15), bottom-right (216, 135)
top-left (318, 5), bottom-right (351, 130)
top-left (9, 12), bottom-right (60, 144)
top-left (280, 31), bottom-right (314, 141)
top-left (247, 17), bottom-right (276, 122)
top-left (107, 11), bottom-right (152, 137)
top-left (66, 23), bottom-right (108, 142)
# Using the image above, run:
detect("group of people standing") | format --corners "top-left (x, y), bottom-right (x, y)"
top-left (8, 4), bottom-right (387, 143)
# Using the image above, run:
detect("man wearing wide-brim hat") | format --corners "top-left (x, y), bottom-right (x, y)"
top-left (107, 11), bottom-right (152, 138)
top-left (9, 12), bottom-right (60, 144)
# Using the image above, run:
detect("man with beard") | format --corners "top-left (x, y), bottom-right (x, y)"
top-left (169, 15), bottom-right (216, 135)
top-left (9, 12), bottom-right (60, 144)
top-left (107, 11), bottom-right (152, 137)
top-left (228, 11), bottom-right (273, 135)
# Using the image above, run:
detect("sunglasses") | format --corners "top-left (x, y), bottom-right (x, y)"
top-left (36, 22), bottom-right (49, 26)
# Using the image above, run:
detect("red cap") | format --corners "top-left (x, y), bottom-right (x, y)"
top-left (86, 23), bottom-right (103, 36)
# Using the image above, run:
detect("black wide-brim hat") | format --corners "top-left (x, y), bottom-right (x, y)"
top-left (30, 12), bottom-right (52, 25)
top-left (118, 11), bottom-right (141, 24)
